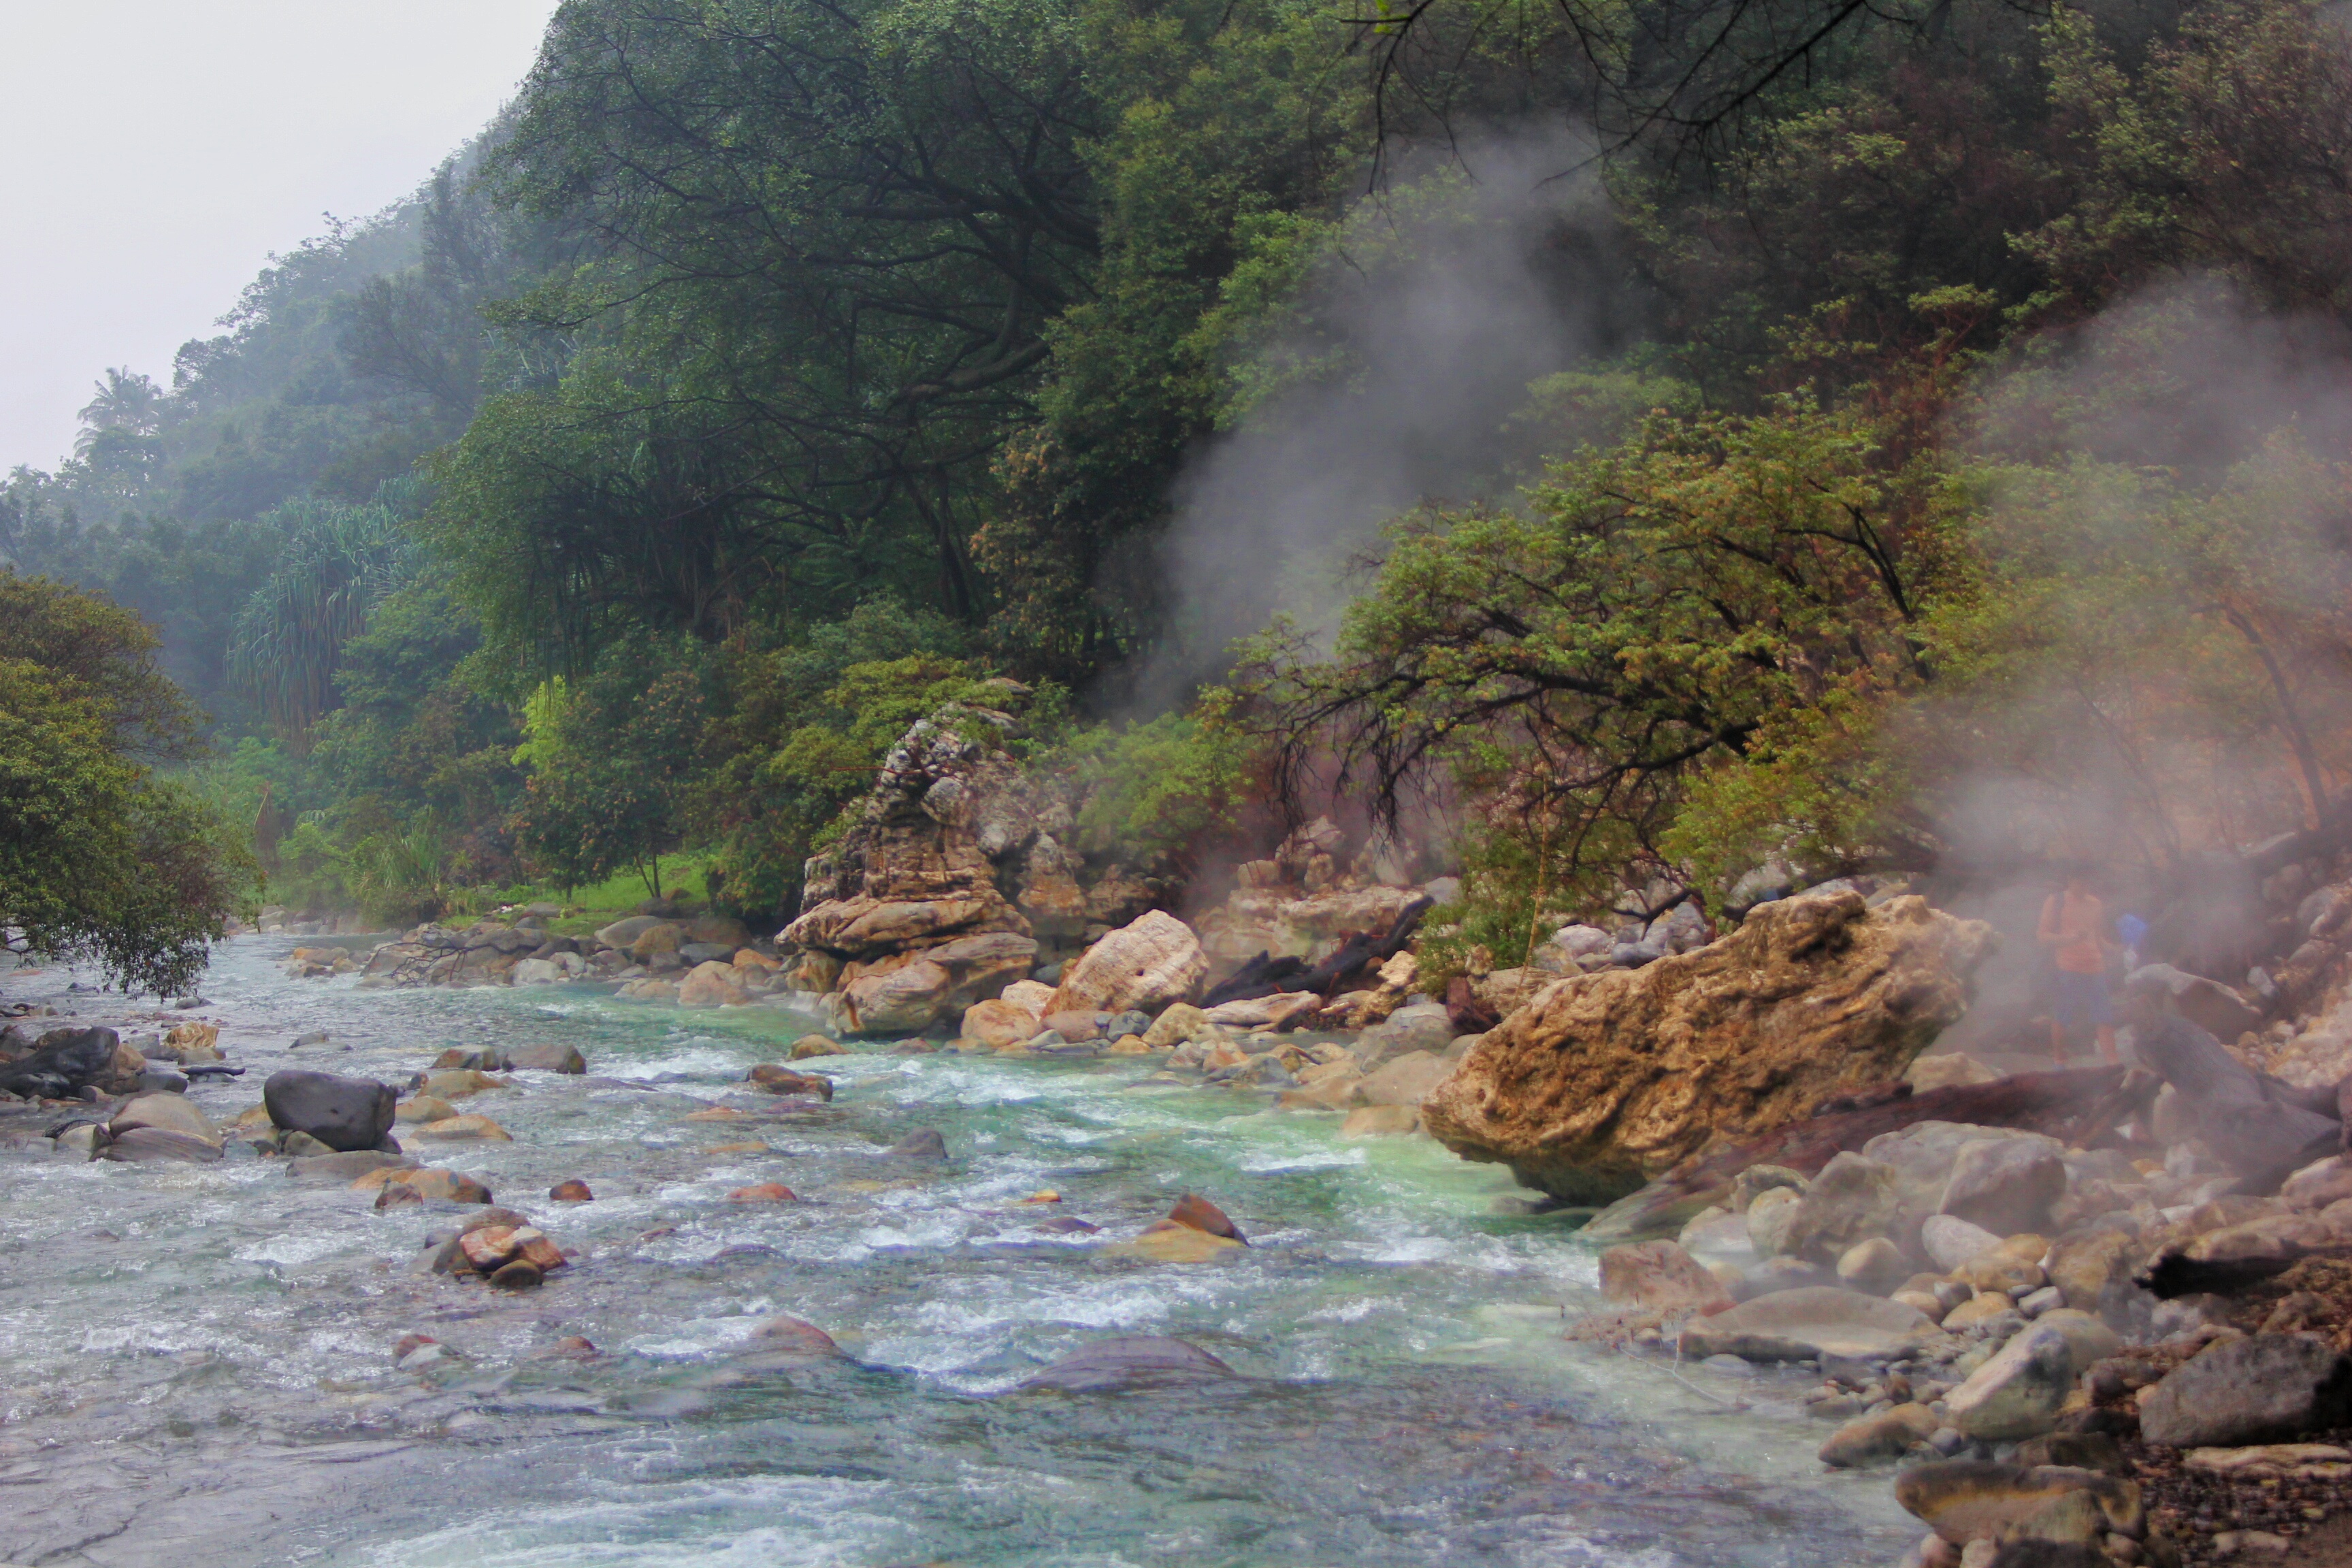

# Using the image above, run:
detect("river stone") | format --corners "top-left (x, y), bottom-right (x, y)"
top-left (887, 1128), bottom-right (947, 1160)
top-left (1167, 1193), bottom-right (1246, 1241)
top-left (289, 1150), bottom-right (416, 1181)
top-left (1141, 1003), bottom-right (1211, 1049)
top-left (2138, 1333), bottom-right (2352, 1448)
top-left (1922, 1213), bottom-right (2006, 1273)
top-left (1016, 1335), bottom-right (1237, 1392)
top-left (407, 1113), bottom-right (512, 1142)
top-left (1340, 1104), bottom-right (1420, 1137)
top-left (1838, 1237), bottom-right (1911, 1295)
top-left (747, 1064), bottom-right (834, 1100)
top-left (395, 1095), bottom-right (457, 1125)
top-left (99, 1126), bottom-right (224, 1164)
top-left (2030, 1309), bottom-right (2122, 1372)
top-left (1678, 1286), bottom-right (1938, 1362)
top-left (1820, 1402), bottom-right (1941, 1467)
top-left (0, 1026), bottom-right (120, 1098)
top-left (264, 1068), bottom-right (397, 1152)
top-left (1783, 1152), bottom-right (1901, 1262)
top-left (2281, 1155), bottom-right (2352, 1211)
top-left (1946, 1324), bottom-right (2074, 1439)
top-left (1940, 1138), bottom-right (2068, 1238)
top-left (508, 1042), bottom-right (587, 1073)
top-left (1679, 1209), bottom-right (1759, 1270)
top-left (421, 1069), bottom-right (507, 1099)
top-left (399, 1168), bottom-right (493, 1203)
top-left (109, 1092), bottom-right (217, 1145)
top-left (1731, 1258), bottom-right (1839, 1301)
top-left (1105, 1220), bottom-right (1245, 1262)
top-left (1747, 1185), bottom-right (1804, 1256)
top-left (1895, 1462), bottom-right (2144, 1546)
top-left (790, 1036), bottom-right (845, 1059)
top-left (1731, 1164), bottom-right (1809, 1213)
top-left (1047, 911), bottom-right (1209, 1017)
top-left (2044, 1228), bottom-right (2140, 1312)
top-left (1599, 1241), bottom-right (1733, 1313)
top-left (744, 1315), bottom-right (840, 1357)
top-left (679, 960), bottom-right (749, 1009)
top-left (963, 997), bottom-right (1043, 1050)
top-left (1360, 1050), bottom-right (1451, 1107)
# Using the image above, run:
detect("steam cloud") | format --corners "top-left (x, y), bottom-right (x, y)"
top-left (1122, 131), bottom-right (1631, 714)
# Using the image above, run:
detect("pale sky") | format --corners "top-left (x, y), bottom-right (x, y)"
top-left (0, 1), bottom-right (561, 473)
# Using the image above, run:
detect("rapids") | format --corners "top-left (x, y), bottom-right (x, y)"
top-left (0, 936), bottom-right (1916, 1566)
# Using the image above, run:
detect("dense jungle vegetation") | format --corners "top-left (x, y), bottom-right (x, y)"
top-left (12, 0), bottom-right (2352, 982)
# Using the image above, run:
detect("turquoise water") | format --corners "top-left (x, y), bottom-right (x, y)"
top-left (0, 937), bottom-right (1916, 1567)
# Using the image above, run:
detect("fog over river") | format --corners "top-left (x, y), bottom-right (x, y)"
top-left (0, 935), bottom-right (1913, 1566)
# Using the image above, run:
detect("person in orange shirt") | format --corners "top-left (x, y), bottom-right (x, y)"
top-left (2038, 869), bottom-right (2119, 1065)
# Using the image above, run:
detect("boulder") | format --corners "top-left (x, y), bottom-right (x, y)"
top-left (1939, 1137), bottom-right (2069, 1237)
top-left (2281, 1155), bottom-right (2352, 1212)
top-left (1678, 1286), bottom-right (1940, 1362)
top-left (1921, 1214), bottom-right (2006, 1273)
top-left (508, 1043), bottom-right (587, 1073)
top-left (1047, 911), bottom-right (1208, 1017)
top-left (2138, 1334), bottom-right (2352, 1448)
top-left (1820, 1403), bottom-right (1941, 1467)
top-left (109, 1092), bottom-right (217, 1145)
top-left (1906, 1054), bottom-right (2002, 1092)
top-left (1017, 1335), bottom-right (1238, 1392)
top-left (1166, 1194), bottom-right (1246, 1241)
top-left (1104, 1222), bottom-right (1245, 1262)
top-left (1782, 1152), bottom-right (1901, 1263)
top-left (1201, 992), bottom-right (1322, 1031)
top-left (963, 997), bottom-right (1043, 1050)
top-left (1599, 1241), bottom-right (1733, 1314)
top-left (783, 710), bottom-right (1039, 960)
top-left (1340, 1105), bottom-right (1422, 1137)
top-left (551, 1179), bottom-right (594, 1201)
top-left (420, 1068), bottom-right (507, 1099)
top-left (1422, 893), bottom-right (1995, 1201)
top-left (747, 1064), bottom-right (833, 1100)
top-left (887, 1128), bottom-right (948, 1160)
top-left (1946, 1324), bottom-right (2075, 1440)
top-left (99, 1127), bottom-right (223, 1164)
top-left (0, 1026), bottom-right (122, 1098)
top-left (1746, 1186), bottom-right (1805, 1257)
top-left (406, 1113), bottom-right (512, 1143)
top-left (1359, 1050), bottom-right (1452, 1108)
top-left (1142, 1003), bottom-right (1213, 1050)
top-left (263, 1069), bottom-right (397, 1152)
top-left (828, 931), bottom-right (1039, 1035)
top-left (790, 1036), bottom-right (845, 1059)
top-left (679, 961), bottom-right (749, 1009)
top-left (288, 1150), bottom-right (415, 1181)
top-left (2127, 963), bottom-right (2263, 1041)
top-left (1837, 1237), bottom-right (1911, 1295)
top-left (740, 1316), bottom-right (840, 1358)
top-left (2045, 1229), bottom-right (2141, 1313)
top-left (1895, 1463), bottom-right (2144, 1546)
top-left (510, 958), bottom-right (569, 986)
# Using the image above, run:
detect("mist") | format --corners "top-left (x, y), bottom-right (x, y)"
top-left (1119, 133), bottom-right (1639, 715)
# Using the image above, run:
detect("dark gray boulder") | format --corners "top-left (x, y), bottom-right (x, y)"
top-left (886, 1128), bottom-right (947, 1160)
top-left (2138, 1333), bottom-right (2352, 1447)
top-left (263, 1068), bottom-right (397, 1152)
top-left (1016, 1335), bottom-right (1237, 1393)
top-left (0, 1027), bottom-right (119, 1098)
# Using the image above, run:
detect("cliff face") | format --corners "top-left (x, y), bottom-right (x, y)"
top-left (1420, 892), bottom-right (1997, 1203)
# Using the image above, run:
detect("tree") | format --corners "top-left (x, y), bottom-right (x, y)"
top-left (0, 573), bottom-right (250, 994)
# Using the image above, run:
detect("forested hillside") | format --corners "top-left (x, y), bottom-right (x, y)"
top-left (10, 0), bottom-right (2352, 949)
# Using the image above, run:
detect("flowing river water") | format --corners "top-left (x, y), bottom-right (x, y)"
top-left (0, 936), bottom-right (1920, 1567)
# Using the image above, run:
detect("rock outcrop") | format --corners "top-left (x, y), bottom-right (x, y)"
top-left (1422, 891), bottom-right (1996, 1202)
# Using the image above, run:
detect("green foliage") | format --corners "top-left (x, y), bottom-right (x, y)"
top-left (228, 496), bottom-right (416, 739)
top-left (0, 574), bottom-right (251, 993)
top-left (1054, 690), bottom-right (1262, 869)
top-left (512, 642), bottom-right (710, 897)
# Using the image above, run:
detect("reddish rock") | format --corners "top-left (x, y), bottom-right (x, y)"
top-left (1167, 1193), bottom-right (1246, 1243)
top-left (727, 1183), bottom-right (798, 1204)
top-left (549, 1179), bottom-right (595, 1202)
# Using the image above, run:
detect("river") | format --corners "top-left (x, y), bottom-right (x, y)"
top-left (0, 935), bottom-right (1918, 1567)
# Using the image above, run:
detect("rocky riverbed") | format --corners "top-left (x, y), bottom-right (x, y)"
top-left (0, 935), bottom-right (1937, 1567)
